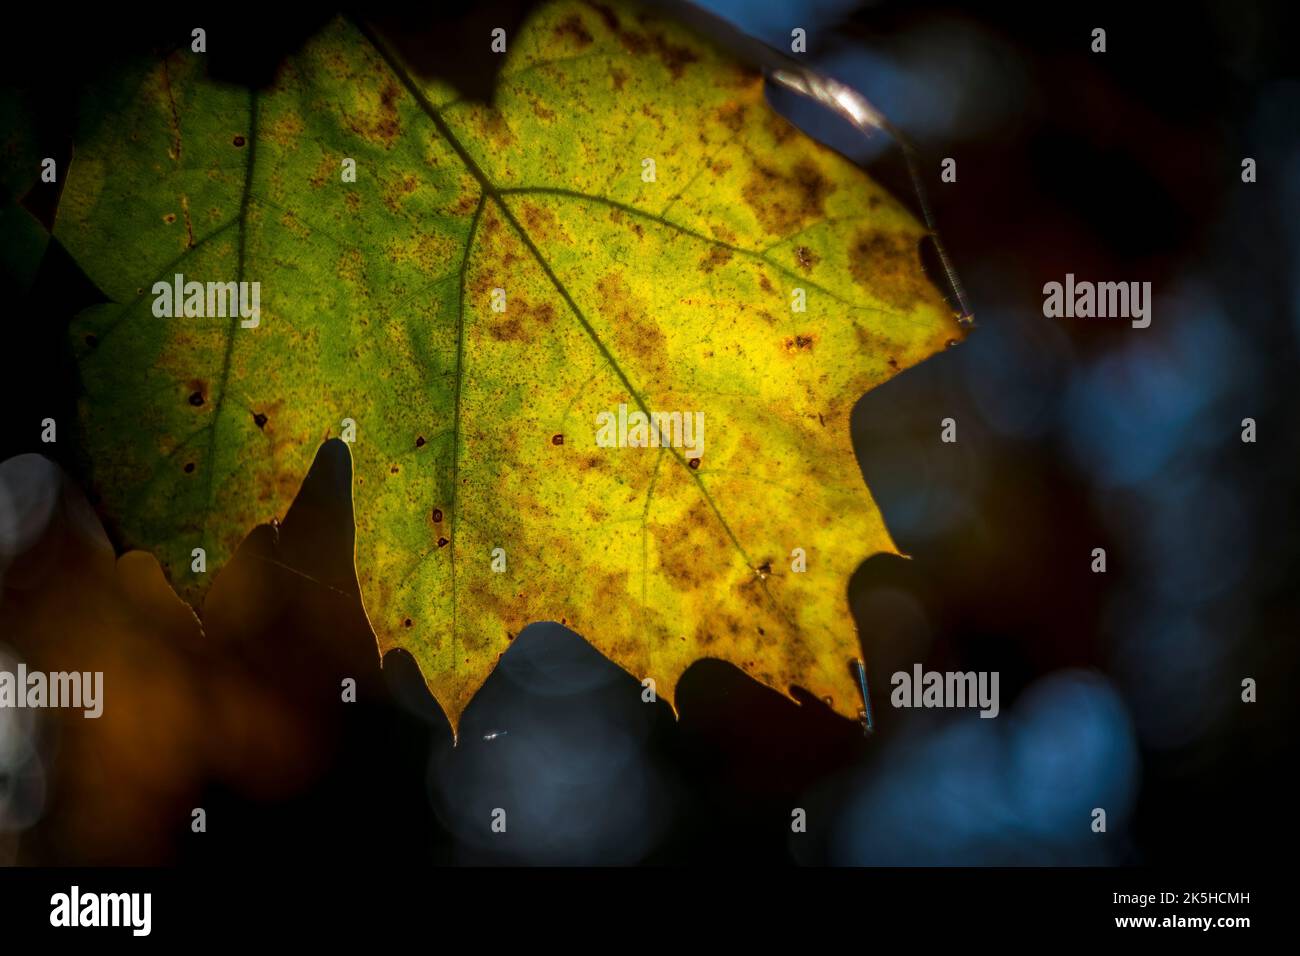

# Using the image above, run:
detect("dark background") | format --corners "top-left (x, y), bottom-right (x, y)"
top-left (0, 0), bottom-right (1295, 866)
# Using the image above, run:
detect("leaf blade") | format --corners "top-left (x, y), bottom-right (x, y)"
top-left (59, 1), bottom-right (963, 735)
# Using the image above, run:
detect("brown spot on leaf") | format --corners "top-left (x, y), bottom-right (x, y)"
top-left (308, 154), bottom-right (335, 188)
top-left (489, 317), bottom-right (525, 341)
top-left (554, 14), bottom-right (594, 46)
top-left (415, 435), bottom-right (425, 447)
top-left (437, 537), bottom-right (449, 548)
top-left (482, 111), bottom-right (517, 149)
top-left (599, 273), bottom-right (667, 380)
top-left (432, 508), bottom-right (443, 523)
top-left (588, 1), bottom-right (621, 32)
top-left (648, 31), bottom-right (699, 79)
top-left (589, 0), bottom-right (694, 76)
top-left (767, 112), bottom-right (797, 144)
top-left (551, 434), bottom-right (564, 445)
top-left (232, 135), bottom-right (246, 147)
top-left (716, 101), bottom-right (747, 132)
top-left (700, 245), bottom-right (734, 272)
top-left (795, 246), bottom-right (818, 272)
top-left (376, 82), bottom-right (401, 142)
top-left (380, 172), bottom-right (422, 214)
top-left (265, 112), bottom-right (305, 148)
top-left (253, 412), bottom-right (268, 429)
top-left (521, 201), bottom-right (561, 242)
top-left (346, 80), bottom-right (402, 148)
top-left (592, 569), bottom-right (630, 609)
top-left (336, 248), bottom-right (365, 287)
top-left (742, 159), bottom-right (834, 236)
top-left (793, 161), bottom-right (833, 213)
top-left (654, 500), bottom-right (727, 588)
top-left (188, 390), bottom-right (204, 407)
top-left (490, 298), bottom-right (553, 343)
top-left (848, 229), bottom-right (929, 311)
top-left (614, 26), bottom-right (647, 54)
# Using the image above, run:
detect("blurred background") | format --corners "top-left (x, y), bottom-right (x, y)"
top-left (1, 0), bottom-right (1295, 865)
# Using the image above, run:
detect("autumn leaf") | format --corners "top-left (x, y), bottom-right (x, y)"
top-left (56, 0), bottom-right (963, 736)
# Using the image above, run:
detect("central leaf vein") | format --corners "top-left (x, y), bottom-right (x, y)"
top-left (354, 17), bottom-right (775, 631)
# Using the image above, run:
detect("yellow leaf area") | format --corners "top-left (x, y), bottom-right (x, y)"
top-left (57, 0), bottom-right (963, 738)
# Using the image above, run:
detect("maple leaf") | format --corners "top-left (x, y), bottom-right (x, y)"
top-left (56, 0), bottom-right (964, 736)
